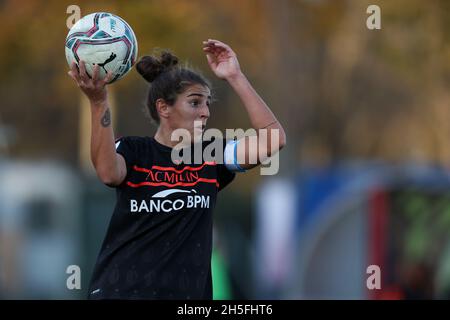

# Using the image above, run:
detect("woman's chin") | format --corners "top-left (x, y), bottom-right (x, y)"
top-left (193, 129), bottom-right (204, 142)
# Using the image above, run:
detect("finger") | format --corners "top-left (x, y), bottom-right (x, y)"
top-left (207, 42), bottom-right (225, 54)
top-left (92, 64), bottom-right (100, 82)
top-left (203, 41), bottom-right (216, 49)
top-left (207, 39), bottom-right (233, 53)
top-left (70, 61), bottom-right (79, 74)
top-left (209, 42), bottom-right (232, 53)
top-left (204, 41), bottom-right (217, 47)
top-left (202, 46), bottom-right (214, 53)
top-left (203, 43), bottom-right (217, 50)
top-left (207, 38), bottom-right (223, 44)
top-left (203, 44), bottom-right (221, 56)
top-left (207, 39), bottom-right (227, 47)
top-left (78, 60), bottom-right (89, 81)
top-left (205, 53), bottom-right (216, 68)
top-left (103, 71), bottom-right (114, 84)
top-left (67, 71), bottom-right (78, 84)
top-left (70, 62), bottom-right (81, 81)
top-left (69, 64), bottom-right (82, 85)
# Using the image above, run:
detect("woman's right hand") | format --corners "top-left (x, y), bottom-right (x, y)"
top-left (67, 61), bottom-right (114, 105)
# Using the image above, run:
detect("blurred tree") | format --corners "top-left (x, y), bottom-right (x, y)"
top-left (0, 0), bottom-right (449, 171)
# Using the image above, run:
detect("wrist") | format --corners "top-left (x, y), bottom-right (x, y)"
top-left (90, 100), bottom-right (109, 115)
top-left (90, 96), bottom-right (108, 109)
top-left (225, 71), bottom-right (246, 84)
top-left (88, 89), bottom-right (108, 107)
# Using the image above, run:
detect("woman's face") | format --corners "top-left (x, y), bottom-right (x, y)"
top-left (167, 84), bottom-right (211, 142)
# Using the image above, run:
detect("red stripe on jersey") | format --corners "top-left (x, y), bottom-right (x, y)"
top-left (132, 162), bottom-right (216, 174)
top-left (126, 178), bottom-right (219, 188)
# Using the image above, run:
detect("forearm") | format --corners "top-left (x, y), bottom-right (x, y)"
top-left (227, 72), bottom-right (286, 147)
top-left (90, 100), bottom-right (121, 184)
top-left (67, 61), bottom-right (124, 183)
top-left (203, 39), bottom-right (286, 170)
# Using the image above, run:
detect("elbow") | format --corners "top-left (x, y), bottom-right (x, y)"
top-left (267, 127), bottom-right (286, 156)
top-left (267, 128), bottom-right (286, 157)
top-left (278, 128), bottom-right (287, 150)
top-left (95, 166), bottom-right (122, 186)
top-left (97, 172), bottom-right (116, 186)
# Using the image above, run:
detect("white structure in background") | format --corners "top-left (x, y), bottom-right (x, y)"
top-left (0, 160), bottom-right (81, 299)
top-left (254, 178), bottom-right (297, 298)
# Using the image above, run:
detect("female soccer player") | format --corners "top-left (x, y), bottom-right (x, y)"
top-left (68, 39), bottom-right (286, 299)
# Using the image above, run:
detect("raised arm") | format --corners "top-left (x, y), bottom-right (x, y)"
top-left (203, 39), bottom-right (286, 171)
top-left (68, 61), bottom-right (127, 186)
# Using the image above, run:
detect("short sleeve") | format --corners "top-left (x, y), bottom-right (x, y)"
top-left (217, 163), bottom-right (235, 191)
top-left (115, 136), bottom-right (138, 174)
top-left (224, 139), bottom-right (247, 173)
top-left (217, 139), bottom-right (236, 191)
top-left (201, 137), bottom-right (236, 191)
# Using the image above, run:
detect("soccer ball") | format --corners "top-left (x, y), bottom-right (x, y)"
top-left (65, 12), bottom-right (138, 83)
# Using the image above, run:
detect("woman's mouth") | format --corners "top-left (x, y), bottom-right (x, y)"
top-left (194, 124), bottom-right (206, 131)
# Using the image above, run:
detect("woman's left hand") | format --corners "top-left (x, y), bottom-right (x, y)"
top-left (203, 39), bottom-right (241, 80)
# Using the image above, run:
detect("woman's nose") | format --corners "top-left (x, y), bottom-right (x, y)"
top-left (200, 104), bottom-right (210, 119)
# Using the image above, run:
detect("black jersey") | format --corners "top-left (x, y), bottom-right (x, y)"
top-left (88, 136), bottom-right (235, 300)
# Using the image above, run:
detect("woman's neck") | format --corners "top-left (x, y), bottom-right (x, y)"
top-left (154, 126), bottom-right (192, 149)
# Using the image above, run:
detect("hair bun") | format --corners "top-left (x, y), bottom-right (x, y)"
top-left (136, 51), bottom-right (179, 83)
top-left (160, 51), bottom-right (178, 69)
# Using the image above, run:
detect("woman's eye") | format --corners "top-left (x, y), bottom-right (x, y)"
top-left (190, 100), bottom-right (200, 107)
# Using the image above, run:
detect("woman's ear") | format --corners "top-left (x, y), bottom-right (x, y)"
top-left (155, 98), bottom-right (170, 120)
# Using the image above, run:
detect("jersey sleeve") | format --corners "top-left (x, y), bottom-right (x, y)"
top-left (115, 136), bottom-right (139, 176)
top-left (223, 139), bottom-right (247, 173)
top-left (217, 139), bottom-right (237, 191)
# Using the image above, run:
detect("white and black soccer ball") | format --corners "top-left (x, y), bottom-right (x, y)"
top-left (65, 12), bottom-right (138, 83)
